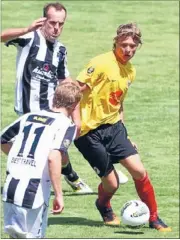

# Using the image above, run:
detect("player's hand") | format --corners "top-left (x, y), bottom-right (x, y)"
top-left (52, 195), bottom-right (64, 214)
top-left (27, 17), bottom-right (47, 32)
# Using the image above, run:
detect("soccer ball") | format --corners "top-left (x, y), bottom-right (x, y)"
top-left (120, 200), bottom-right (150, 226)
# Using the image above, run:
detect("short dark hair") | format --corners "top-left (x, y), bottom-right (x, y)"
top-left (43, 2), bottom-right (67, 17)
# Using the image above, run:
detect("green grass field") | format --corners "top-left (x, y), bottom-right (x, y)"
top-left (1, 1), bottom-right (179, 239)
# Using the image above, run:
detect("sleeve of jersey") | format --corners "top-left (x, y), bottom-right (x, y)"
top-left (121, 66), bottom-right (136, 103)
top-left (0, 117), bottom-right (23, 144)
top-left (76, 60), bottom-right (103, 89)
top-left (131, 66), bottom-right (136, 83)
top-left (57, 46), bottom-right (70, 80)
top-left (5, 32), bottom-right (33, 48)
top-left (52, 124), bottom-right (77, 152)
top-left (125, 63), bottom-right (136, 86)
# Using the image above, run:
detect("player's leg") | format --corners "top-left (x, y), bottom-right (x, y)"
top-left (106, 121), bottom-right (129, 184)
top-left (96, 168), bottom-right (121, 226)
top-left (120, 154), bottom-right (171, 232)
top-left (61, 152), bottom-right (93, 194)
top-left (115, 121), bottom-right (171, 232)
top-left (74, 130), bottom-right (120, 226)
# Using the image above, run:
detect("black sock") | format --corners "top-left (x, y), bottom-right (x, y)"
top-left (62, 162), bottom-right (79, 182)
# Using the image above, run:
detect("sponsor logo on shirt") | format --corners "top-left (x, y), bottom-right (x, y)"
top-left (43, 63), bottom-right (50, 72)
top-left (87, 67), bottom-right (94, 74)
top-left (109, 90), bottom-right (123, 106)
top-left (32, 65), bottom-right (57, 83)
top-left (11, 156), bottom-right (36, 167)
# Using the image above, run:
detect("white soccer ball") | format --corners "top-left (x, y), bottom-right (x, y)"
top-left (120, 200), bottom-right (150, 226)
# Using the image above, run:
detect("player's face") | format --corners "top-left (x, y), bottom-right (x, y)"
top-left (114, 36), bottom-right (139, 64)
top-left (43, 7), bottom-right (66, 42)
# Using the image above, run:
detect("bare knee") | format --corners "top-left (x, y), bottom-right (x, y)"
top-left (121, 154), bottom-right (146, 180)
top-left (101, 170), bottom-right (119, 193)
top-left (132, 169), bottom-right (146, 180)
top-left (102, 181), bottom-right (119, 193)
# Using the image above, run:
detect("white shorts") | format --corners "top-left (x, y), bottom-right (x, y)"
top-left (3, 202), bottom-right (48, 238)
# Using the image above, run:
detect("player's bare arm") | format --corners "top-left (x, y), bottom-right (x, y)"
top-left (48, 149), bottom-right (64, 214)
top-left (1, 143), bottom-right (13, 155)
top-left (1, 17), bottom-right (46, 42)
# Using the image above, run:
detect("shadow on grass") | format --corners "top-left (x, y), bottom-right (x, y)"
top-left (48, 217), bottom-right (146, 234)
top-left (51, 190), bottom-right (98, 196)
top-left (114, 225), bottom-right (149, 235)
top-left (114, 230), bottom-right (144, 235)
top-left (48, 216), bottom-right (102, 227)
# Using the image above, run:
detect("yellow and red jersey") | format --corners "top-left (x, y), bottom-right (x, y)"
top-left (77, 51), bottom-right (136, 136)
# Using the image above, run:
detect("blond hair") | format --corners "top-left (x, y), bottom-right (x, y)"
top-left (113, 22), bottom-right (142, 49)
top-left (52, 81), bottom-right (82, 109)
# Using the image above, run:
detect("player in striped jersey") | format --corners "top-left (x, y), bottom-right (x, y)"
top-left (1, 2), bottom-right (92, 194)
top-left (1, 81), bottom-right (82, 238)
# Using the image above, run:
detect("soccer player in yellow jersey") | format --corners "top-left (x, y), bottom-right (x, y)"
top-left (74, 23), bottom-right (171, 231)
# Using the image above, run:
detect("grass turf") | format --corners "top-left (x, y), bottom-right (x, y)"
top-left (1, 1), bottom-right (179, 239)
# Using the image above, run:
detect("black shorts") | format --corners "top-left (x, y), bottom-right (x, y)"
top-left (74, 121), bottom-right (138, 177)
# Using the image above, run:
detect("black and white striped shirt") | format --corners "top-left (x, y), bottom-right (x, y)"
top-left (6, 29), bottom-right (70, 114)
top-left (1, 110), bottom-right (76, 209)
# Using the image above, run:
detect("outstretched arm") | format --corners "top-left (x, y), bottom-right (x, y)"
top-left (1, 17), bottom-right (46, 42)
